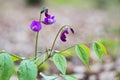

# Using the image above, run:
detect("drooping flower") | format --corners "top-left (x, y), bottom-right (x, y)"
top-left (60, 27), bottom-right (74, 42)
top-left (60, 28), bottom-right (69, 42)
top-left (42, 9), bottom-right (55, 25)
top-left (30, 20), bottom-right (42, 32)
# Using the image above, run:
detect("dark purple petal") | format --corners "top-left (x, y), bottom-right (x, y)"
top-left (60, 28), bottom-right (69, 42)
top-left (45, 9), bottom-right (51, 18)
top-left (51, 16), bottom-right (55, 19)
top-left (70, 28), bottom-right (74, 34)
top-left (64, 28), bottom-right (69, 34)
top-left (60, 27), bottom-right (74, 42)
top-left (60, 32), bottom-right (67, 42)
top-left (30, 20), bottom-right (42, 32)
top-left (45, 9), bottom-right (49, 17)
top-left (61, 38), bottom-right (66, 42)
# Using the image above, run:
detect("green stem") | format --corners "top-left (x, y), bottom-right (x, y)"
top-left (39, 13), bottom-right (42, 22)
top-left (34, 13), bottom-right (42, 59)
top-left (37, 45), bottom-right (76, 68)
top-left (38, 25), bottom-right (66, 67)
top-left (38, 56), bottom-right (50, 68)
top-left (35, 32), bottom-right (39, 59)
top-left (50, 25), bottom-right (66, 55)
top-left (59, 44), bottom-right (76, 53)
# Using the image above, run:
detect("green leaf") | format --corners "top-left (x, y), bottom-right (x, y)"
top-left (93, 41), bottom-right (107, 61)
top-left (10, 54), bottom-right (23, 62)
top-left (53, 54), bottom-right (67, 74)
top-left (62, 75), bottom-right (77, 80)
top-left (59, 47), bottom-right (75, 57)
top-left (79, 44), bottom-right (90, 56)
top-left (59, 51), bottom-right (72, 56)
top-left (17, 60), bottom-right (38, 80)
top-left (0, 53), bottom-right (14, 80)
top-left (40, 72), bottom-right (58, 80)
top-left (97, 41), bottom-right (107, 55)
top-left (0, 50), bottom-right (23, 62)
top-left (75, 44), bottom-right (90, 68)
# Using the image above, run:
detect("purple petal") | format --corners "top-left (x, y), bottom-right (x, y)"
top-left (60, 29), bottom-right (69, 42)
top-left (42, 17), bottom-right (55, 25)
top-left (60, 33), bottom-right (67, 42)
top-left (42, 18), bottom-right (48, 24)
top-left (43, 9), bottom-right (56, 25)
top-left (64, 28), bottom-right (69, 34)
top-left (45, 9), bottom-right (48, 16)
top-left (51, 16), bottom-right (55, 19)
top-left (60, 27), bottom-right (74, 42)
top-left (30, 20), bottom-right (42, 32)
top-left (61, 38), bottom-right (66, 42)
top-left (45, 9), bottom-right (51, 18)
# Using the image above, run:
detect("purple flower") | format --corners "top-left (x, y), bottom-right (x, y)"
top-left (30, 20), bottom-right (42, 32)
top-left (42, 9), bottom-right (55, 25)
top-left (60, 28), bottom-right (74, 42)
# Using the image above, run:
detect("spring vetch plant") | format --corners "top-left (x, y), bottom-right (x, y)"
top-left (0, 8), bottom-right (107, 80)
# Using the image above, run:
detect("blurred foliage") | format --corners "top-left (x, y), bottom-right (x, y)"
top-left (116, 72), bottom-right (120, 80)
top-left (38, 62), bottom-right (49, 72)
top-left (102, 21), bottom-right (120, 60)
top-left (104, 25), bottom-right (120, 36)
top-left (94, 0), bottom-right (120, 9)
top-left (60, 47), bottom-right (75, 57)
top-left (47, 0), bottom-right (93, 8)
top-left (25, 0), bottom-right (44, 6)
top-left (101, 38), bottom-right (120, 60)
top-left (47, 0), bottom-right (120, 10)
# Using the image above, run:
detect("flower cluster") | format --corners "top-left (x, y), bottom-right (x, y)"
top-left (30, 9), bottom-right (55, 32)
top-left (30, 8), bottom-right (74, 42)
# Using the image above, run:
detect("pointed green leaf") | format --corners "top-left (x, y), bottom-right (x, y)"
top-left (62, 75), bottom-right (77, 80)
top-left (93, 41), bottom-right (107, 61)
top-left (10, 54), bottom-right (23, 62)
top-left (75, 44), bottom-right (90, 68)
top-left (0, 53), bottom-right (14, 80)
top-left (17, 60), bottom-right (38, 80)
top-left (59, 47), bottom-right (75, 57)
top-left (40, 72), bottom-right (58, 80)
top-left (59, 51), bottom-right (72, 56)
top-left (79, 44), bottom-right (90, 56)
top-left (53, 54), bottom-right (67, 74)
top-left (96, 41), bottom-right (107, 55)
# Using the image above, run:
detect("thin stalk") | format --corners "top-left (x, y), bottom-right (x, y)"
top-left (39, 13), bottom-right (42, 22)
top-left (37, 44), bottom-right (76, 68)
top-left (59, 44), bottom-right (77, 53)
top-left (34, 32), bottom-right (39, 59)
top-left (38, 56), bottom-right (50, 68)
top-left (34, 13), bottom-right (42, 59)
top-left (38, 25), bottom-right (66, 67)
top-left (50, 25), bottom-right (66, 55)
